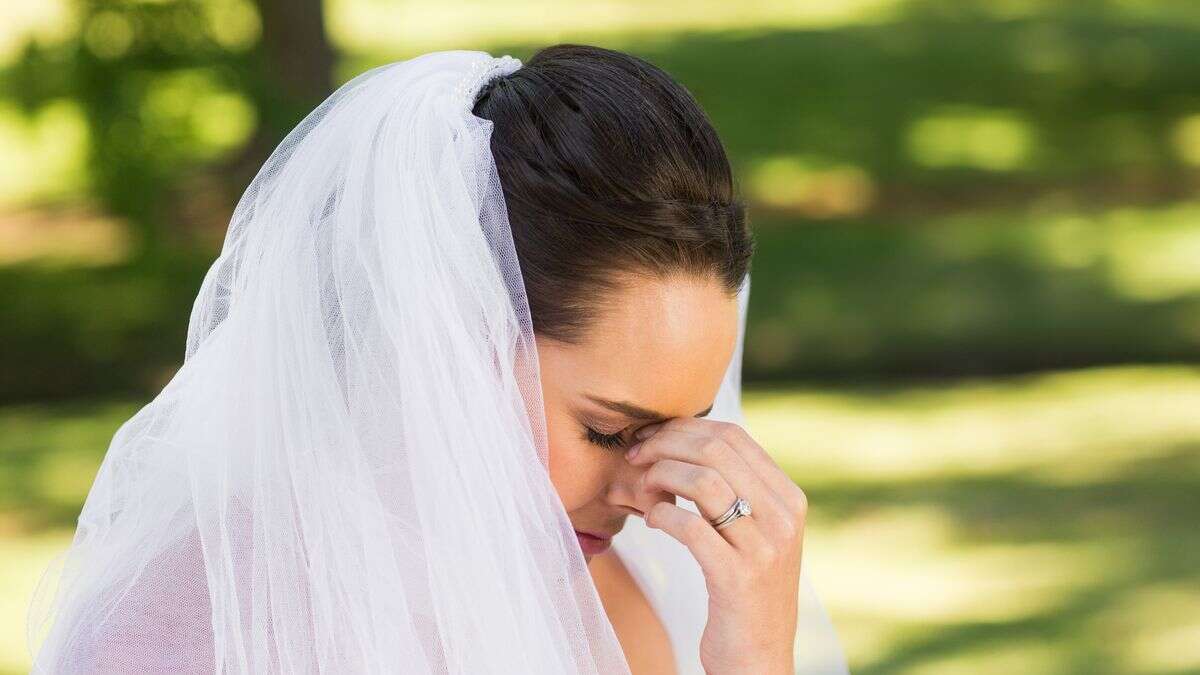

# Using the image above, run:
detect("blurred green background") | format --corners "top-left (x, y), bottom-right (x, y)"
top-left (2, 0), bottom-right (1199, 673)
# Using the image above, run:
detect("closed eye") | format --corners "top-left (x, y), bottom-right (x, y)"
top-left (585, 425), bottom-right (627, 450)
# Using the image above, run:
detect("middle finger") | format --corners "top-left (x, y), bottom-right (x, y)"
top-left (638, 457), bottom-right (767, 551)
top-left (628, 428), bottom-right (782, 540)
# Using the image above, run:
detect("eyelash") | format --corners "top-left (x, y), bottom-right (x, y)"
top-left (585, 425), bottom-right (627, 450)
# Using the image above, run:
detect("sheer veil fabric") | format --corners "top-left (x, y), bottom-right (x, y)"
top-left (26, 50), bottom-right (849, 674)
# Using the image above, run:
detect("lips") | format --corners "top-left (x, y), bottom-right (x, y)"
top-left (574, 530), bottom-right (613, 556)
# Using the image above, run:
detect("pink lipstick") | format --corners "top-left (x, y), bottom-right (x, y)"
top-left (574, 530), bottom-right (612, 556)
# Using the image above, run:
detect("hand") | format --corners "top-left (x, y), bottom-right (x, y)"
top-left (625, 417), bottom-right (807, 675)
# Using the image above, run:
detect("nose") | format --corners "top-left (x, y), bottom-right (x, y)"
top-left (604, 452), bottom-right (676, 518)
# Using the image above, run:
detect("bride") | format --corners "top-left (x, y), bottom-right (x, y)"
top-left (27, 44), bottom-right (849, 674)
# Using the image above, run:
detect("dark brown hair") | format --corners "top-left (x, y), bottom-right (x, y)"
top-left (473, 43), bottom-right (753, 344)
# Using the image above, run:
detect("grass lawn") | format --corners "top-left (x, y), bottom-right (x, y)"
top-left (751, 364), bottom-right (1200, 674)
top-left (2, 364), bottom-right (1197, 674)
top-left (3, 3), bottom-right (1200, 671)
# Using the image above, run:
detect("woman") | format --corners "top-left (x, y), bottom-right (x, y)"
top-left (27, 45), bottom-right (848, 674)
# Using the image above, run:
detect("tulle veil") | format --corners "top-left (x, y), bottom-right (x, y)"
top-left (26, 49), bottom-right (848, 674)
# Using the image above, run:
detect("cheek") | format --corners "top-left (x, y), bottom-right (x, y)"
top-left (546, 423), bottom-right (609, 512)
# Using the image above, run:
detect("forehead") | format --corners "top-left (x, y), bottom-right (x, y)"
top-left (541, 273), bottom-right (740, 415)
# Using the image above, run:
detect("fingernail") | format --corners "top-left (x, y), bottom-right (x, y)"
top-left (625, 442), bottom-right (641, 459)
top-left (634, 422), bottom-right (663, 441)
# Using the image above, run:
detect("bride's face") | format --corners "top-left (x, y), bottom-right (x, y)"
top-left (535, 271), bottom-right (739, 562)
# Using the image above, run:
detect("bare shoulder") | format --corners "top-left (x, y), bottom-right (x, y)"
top-left (589, 548), bottom-right (678, 675)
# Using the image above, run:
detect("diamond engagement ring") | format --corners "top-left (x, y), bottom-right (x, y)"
top-left (710, 497), bottom-right (752, 530)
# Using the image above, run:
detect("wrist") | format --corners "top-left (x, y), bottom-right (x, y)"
top-left (703, 650), bottom-right (792, 675)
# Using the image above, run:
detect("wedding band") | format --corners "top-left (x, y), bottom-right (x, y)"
top-left (710, 496), bottom-right (752, 530)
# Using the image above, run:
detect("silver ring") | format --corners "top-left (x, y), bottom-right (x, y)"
top-left (710, 497), bottom-right (752, 531)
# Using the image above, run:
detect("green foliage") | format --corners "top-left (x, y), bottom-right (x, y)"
top-left (3, 2), bottom-right (1199, 674)
top-left (0, 253), bottom-right (211, 402)
top-left (745, 202), bottom-right (1200, 380)
top-left (5, 5), bottom-right (1200, 396)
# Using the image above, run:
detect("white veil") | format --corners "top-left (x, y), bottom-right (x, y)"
top-left (26, 50), bottom-right (848, 674)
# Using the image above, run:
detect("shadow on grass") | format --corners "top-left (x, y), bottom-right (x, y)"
top-left (806, 444), bottom-right (1200, 674)
top-left (0, 398), bottom-right (138, 532)
top-left (1, 380), bottom-right (1196, 673)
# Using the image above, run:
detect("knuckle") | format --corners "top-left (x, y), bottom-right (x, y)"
top-left (637, 433), bottom-right (661, 455)
top-left (642, 463), bottom-right (665, 489)
top-left (698, 437), bottom-right (728, 463)
top-left (694, 467), bottom-right (725, 496)
top-left (716, 421), bottom-right (747, 445)
top-left (646, 502), bottom-right (670, 528)
top-left (662, 417), bottom-right (688, 433)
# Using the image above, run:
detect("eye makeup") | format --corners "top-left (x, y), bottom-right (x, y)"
top-left (576, 398), bottom-right (715, 452)
top-left (584, 424), bottom-right (627, 450)
top-left (578, 410), bottom-right (629, 450)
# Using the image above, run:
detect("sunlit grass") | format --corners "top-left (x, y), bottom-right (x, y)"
top-left (898, 639), bottom-right (1073, 675)
top-left (2, 5), bottom-right (1199, 670)
top-left (746, 364), bottom-right (1199, 674)
top-left (746, 364), bottom-right (1200, 482)
top-left (1, 365), bottom-right (1195, 673)
top-left (1104, 583), bottom-right (1200, 674)
top-left (0, 399), bottom-right (138, 533)
top-left (0, 532), bottom-right (72, 674)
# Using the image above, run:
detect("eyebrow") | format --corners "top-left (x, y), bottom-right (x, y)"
top-left (584, 394), bottom-right (714, 422)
